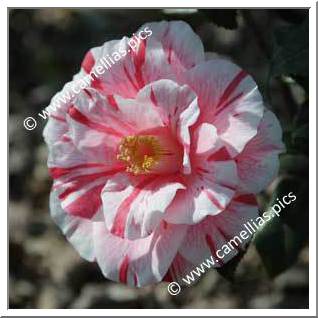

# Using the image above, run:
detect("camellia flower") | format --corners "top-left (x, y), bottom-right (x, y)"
top-left (43, 21), bottom-right (285, 287)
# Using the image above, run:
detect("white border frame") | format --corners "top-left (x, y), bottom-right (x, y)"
top-left (2, 1), bottom-right (316, 316)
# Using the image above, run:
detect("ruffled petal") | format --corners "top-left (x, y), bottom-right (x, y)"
top-left (164, 159), bottom-right (238, 224)
top-left (93, 220), bottom-right (187, 287)
top-left (193, 122), bottom-right (223, 156)
top-left (235, 109), bottom-right (285, 193)
top-left (80, 21), bottom-right (204, 98)
top-left (139, 21), bottom-right (205, 76)
top-left (183, 59), bottom-right (264, 156)
top-left (102, 173), bottom-right (185, 240)
top-left (163, 253), bottom-right (195, 283)
top-left (52, 167), bottom-right (122, 219)
top-left (80, 38), bottom-right (140, 98)
top-left (137, 79), bottom-right (200, 174)
top-left (43, 78), bottom-right (81, 146)
top-left (65, 87), bottom-right (163, 160)
top-left (50, 190), bottom-right (98, 261)
top-left (178, 195), bottom-right (259, 266)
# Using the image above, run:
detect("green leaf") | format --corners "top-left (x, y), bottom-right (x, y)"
top-left (274, 9), bottom-right (308, 25)
top-left (293, 75), bottom-right (309, 94)
top-left (270, 16), bottom-right (308, 78)
top-left (280, 154), bottom-right (309, 174)
top-left (291, 124), bottom-right (309, 155)
top-left (292, 124), bottom-right (309, 142)
top-left (254, 217), bottom-right (305, 277)
top-left (253, 177), bottom-right (308, 277)
top-left (282, 122), bottom-right (309, 155)
top-left (273, 178), bottom-right (308, 233)
top-left (201, 9), bottom-right (238, 29)
top-left (216, 244), bottom-right (248, 282)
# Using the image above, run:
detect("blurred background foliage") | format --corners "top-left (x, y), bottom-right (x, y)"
top-left (9, 9), bottom-right (309, 309)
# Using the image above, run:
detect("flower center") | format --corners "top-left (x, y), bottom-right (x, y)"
top-left (117, 135), bottom-right (164, 175)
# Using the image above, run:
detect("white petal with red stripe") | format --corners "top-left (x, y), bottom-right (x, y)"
top-left (50, 190), bottom-right (98, 261)
top-left (183, 59), bottom-right (264, 156)
top-left (137, 79), bottom-right (200, 174)
top-left (102, 173), bottom-right (185, 240)
top-left (81, 39), bottom-right (141, 98)
top-left (80, 21), bottom-right (205, 99)
top-left (140, 21), bottom-right (204, 73)
top-left (236, 109), bottom-right (285, 193)
top-left (93, 221), bottom-right (187, 287)
top-left (164, 159), bottom-right (238, 224)
top-left (178, 195), bottom-right (259, 267)
top-left (163, 253), bottom-right (195, 283)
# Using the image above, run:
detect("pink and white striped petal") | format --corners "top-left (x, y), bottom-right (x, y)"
top-left (93, 220), bottom-right (188, 287)
top-left (102, 173), bottom-right (185, 240)
top-left (183, 59), bottom-right (264, 156)
top-left (235, 109), bottom-right (286, 193)
top-left (164, 160), bottom-right (238, 224)
top-left (137, 79), bottom-right (200, 174)
top-left (80, 21), bottom-right (205, 99)
top-left (140, 21), bottom-right (205, 73)
top-left (81, 38), bottom-right (140, 98)
top-left (54, 167), bottom-right (123, 219)
top-left (163, 253), bottom-right (195, 283)
top-left (43, 77), bottom-right (84, 146)
top-left (178, 195), bottom-right (259, 267)
top-left (66, 87), bottom-right (163, 158)
top-left (50, 190), bottom-right (99, 261)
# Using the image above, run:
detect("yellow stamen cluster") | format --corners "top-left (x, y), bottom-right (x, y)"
top-left (117, 135), bottom-right (163, 175)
